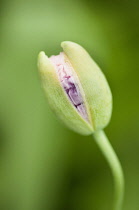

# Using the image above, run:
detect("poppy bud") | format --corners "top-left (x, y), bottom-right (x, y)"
top-left (38, 41), bottom-right (112, 135)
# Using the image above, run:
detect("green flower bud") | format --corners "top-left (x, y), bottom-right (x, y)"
top-left (38, 41), bottom-right (112, 135)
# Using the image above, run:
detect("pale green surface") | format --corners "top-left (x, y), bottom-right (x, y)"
top-left (62, 41), bottom-right (112, 131)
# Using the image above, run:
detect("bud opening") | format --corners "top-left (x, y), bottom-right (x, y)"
top-left (49, 52), bottom-right (89, 122)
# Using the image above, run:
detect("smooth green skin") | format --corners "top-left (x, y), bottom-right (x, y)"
top-left (62, 41), bottom-right (112, 131)
top-left (93, 130), bottom-right (124, 210)
top-left (38, 41), bottom-right (112, 135)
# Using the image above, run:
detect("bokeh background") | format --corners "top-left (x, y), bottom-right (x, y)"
top-left (0, 0), bottom-right (139, 210)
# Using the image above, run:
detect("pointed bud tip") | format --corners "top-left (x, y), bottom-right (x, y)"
top-left (38, 51), bottom-right (49, 72)
top-left (61, 41), bottom-right (80, 50)
top-left (61, 41), bottom-right (72, 47)
top-left (38, 51), bottom-right (48, 61)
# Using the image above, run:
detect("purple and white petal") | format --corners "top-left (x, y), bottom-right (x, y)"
top-left (49, 52), bottom-right (88, 122)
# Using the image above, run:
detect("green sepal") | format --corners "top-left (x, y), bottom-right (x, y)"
top-left (61, 41), bottom-right (112, 131)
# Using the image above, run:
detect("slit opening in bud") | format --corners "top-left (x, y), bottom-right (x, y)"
top-left (49, 52), bottom-right (89, 122)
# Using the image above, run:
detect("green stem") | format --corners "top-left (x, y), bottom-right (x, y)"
top-left (93, 130), bottom-right (124, 210)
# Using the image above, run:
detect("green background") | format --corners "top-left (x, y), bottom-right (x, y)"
top-left (0, 0), bottom-right (139, 209)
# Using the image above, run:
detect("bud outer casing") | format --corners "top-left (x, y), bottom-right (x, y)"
top-left (38, 41), bottom-right (112, 135)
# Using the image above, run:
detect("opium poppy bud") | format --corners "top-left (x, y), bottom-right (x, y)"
top-left (38, 41), bottom-right (112, 135)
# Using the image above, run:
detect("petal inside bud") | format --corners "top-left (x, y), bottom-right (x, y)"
top-left (49, 52), bottom-right (89, 122)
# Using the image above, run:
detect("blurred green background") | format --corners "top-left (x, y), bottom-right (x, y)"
top-left (0, 0), bottom-right (139, 210)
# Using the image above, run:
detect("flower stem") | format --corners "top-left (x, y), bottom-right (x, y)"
top-left (93, 130), bottom-right (124, 210)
